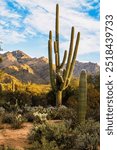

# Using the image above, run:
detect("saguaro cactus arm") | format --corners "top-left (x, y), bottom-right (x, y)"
top-left (62, 28), bottom-right (80, 89)
top-left (62, 27), bottom-right (74, 83)
top-left (68, 32), bottom-right (80, 80)
top-left (48, 31), bottom-right (56, 90)
top-left (56, 4), bottom-right (60, 66)
top-left (59, 50), bottom-right (67, 69)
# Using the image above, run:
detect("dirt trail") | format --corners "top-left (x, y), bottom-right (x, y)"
top-left (0, 123), bottom-right (33, 150)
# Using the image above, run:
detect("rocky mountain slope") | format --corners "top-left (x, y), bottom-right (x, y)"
top-left (0, 50), bottom-right (99, 84)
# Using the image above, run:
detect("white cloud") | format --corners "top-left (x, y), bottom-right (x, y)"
top-left (0, 0), bottom-right (100, 56)
top-left (0, 1), bottom-right (20, 19)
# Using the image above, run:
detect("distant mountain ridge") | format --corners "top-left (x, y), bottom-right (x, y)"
top-left (0, 50), bottom-right (99, 84)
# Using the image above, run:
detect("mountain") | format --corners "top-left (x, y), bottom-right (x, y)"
top-left (73, 61), bottom-right (100, 76)
top-left (0, 50), bottom-right (100, 84)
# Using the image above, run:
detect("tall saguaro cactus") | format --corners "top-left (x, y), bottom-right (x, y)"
top-left (48, 4), bottom-right (80, 107)
top-left (78, 69), bottom-right (87, 123)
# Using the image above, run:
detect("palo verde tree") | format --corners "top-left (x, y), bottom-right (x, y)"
top-left (48, 4), bottom-right (80, 107)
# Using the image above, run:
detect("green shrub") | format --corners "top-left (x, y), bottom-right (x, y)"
top-left (24, 112), bottom-right (35, 122)
top-left (28, 140), bottom-right (59, 150)
top-left (0, 107), bottom-right (5, 115)
top-left (28, 123), bottom-right (76, 150)
top-left (75, 119), bottom-right (100, 150)
top-left (86, 84), bottom-right (100, 121)
top-left (47, 106), bottom-right (78, 128)
top-left (2, 113), bottom-right (14, 124)
top-left (28, 119), bottom-right (99, 150)
top-left (11, 114), bottom-right (24, 129)
top-left (31, 94), bottom-right (47, 107)
top-left (0, 145), bottom-right (18, 150)
top-left (2, 113), bottom-right (24, 129)
top-left (3, 91), bottom-right (32, 107)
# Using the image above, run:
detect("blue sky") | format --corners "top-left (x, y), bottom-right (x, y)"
top-left (0, 0), bottom-right (100, 63)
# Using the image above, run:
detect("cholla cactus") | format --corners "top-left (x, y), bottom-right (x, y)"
top-left (33, 111), bottom-right (48, 122)
top-left (78, 69), bottom-right (87, 123)
top-left (0, 107), bottom-right (5, 114)
top-left (48, 4), bottom-right (80, 107)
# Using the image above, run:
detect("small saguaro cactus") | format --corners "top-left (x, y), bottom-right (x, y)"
top-left (78, 69), bottom-right (87, 123)
top-left (48, 4), bottom-right (80, 107)
top-left (0, 83), bottom-right (3, 92)
top-left (11, 80), bottom-right (15, 92)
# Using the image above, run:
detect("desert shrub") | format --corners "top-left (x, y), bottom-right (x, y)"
top-left (2, 113), bottom-right (24, 129)
top-left (24, 112), bottom-right (35, 122)
top-left (75, 119), bottom-right (100, 150)
top-left (28, 140), bottom-right (59, 150)
top-left (86, 84), bottom-right (100, 121)
top-left (29, 119), bottom-right (99, 150)
top-left (31, 94), bottom-right (47, 107)
top-left (62, 86), bottom-right (77, 105)
top-left (47, 106), bottom-right (77, 125)
top-left (2, 113), bottom-right (14, 124)
top-left (86, 74), bottom-right (100, 121)
top-left (2, 91), bottom-right (32, 107)
top-left (11, 114), bottom-right (25, 129)
top-left (28, 123), bottom-right (76, 150)
top-left (0, 145), bottom-right (18, 150)
top-left (24, 106), bottom-right (48, 123)
top-left (0, 107), bottom-right (5, 115)
top-left (66, 95), bottom-right (78, 108)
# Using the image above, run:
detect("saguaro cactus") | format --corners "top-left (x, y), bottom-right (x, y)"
top-left (48, 4), bottom-right (80, 107)
top-left (11, 80), bottom-right (16, 92)
top-left (78, 69), bottom-right (87, 123)
top-left (0, 83), bottom-right (3, 92)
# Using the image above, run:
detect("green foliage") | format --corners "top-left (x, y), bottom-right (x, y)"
top-left (2, 113), bottom-right (14, 124)
top-left (4, 91), bottom-right (32, 107)
top-left (63, 73), bottom-right (100, 121)
top-left (86, 73), bottom-right (100, 121)
top-left (87, 84), bottom-right (100, 121)
top-left (31, 94), bottom-right (47, 107)
top-left (24, 112), bottom-right (35, 122)
top-left (29, 140), bottom-right (59, 150)
top-left (11, 114), bottom-right (24, 129)
top-left (28, 123), bottom-right (76, 150)
top-left (0, 82), bottom-right (50, 108)
top-left (75, 119), bottom-right (100, 150)
top-left (48, 4), bottom-right (80, 106)
top-left (47, 106), bottom-right (77, 122)
top-left (1, 113), bottom-right (24, 129)
top-left (87, 73), bottom-right (100, 92)
top-left (28, 119), bottom-right (99, 150)
top-left (0, 145), bottom-right (18, 150)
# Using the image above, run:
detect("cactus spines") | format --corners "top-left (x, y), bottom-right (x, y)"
top-left (48, 4), bottom-right (80, 107)
top-left (78, 69), bottom-right (87, 123)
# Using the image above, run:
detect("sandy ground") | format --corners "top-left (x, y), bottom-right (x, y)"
top-left (0, 120), bottom-right (63, 150)
top-left (0, 123), bottom-right (33, 150)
